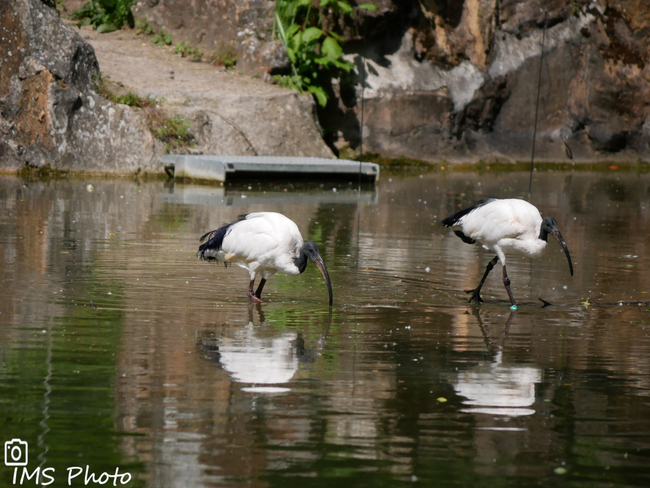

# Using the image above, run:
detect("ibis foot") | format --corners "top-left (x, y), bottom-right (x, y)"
top-left (539, 298), bottom-right (552, 308)
top-left (465, 288), bottom-right (485, 304)
top-left (247, 279), bottom-right (263, 303)
top-left (463, 255), bottom-right (498, 305)
top-left (247, 290), bottom-right (263, 303)
top-left (254, 278), bottom-right (267, 301)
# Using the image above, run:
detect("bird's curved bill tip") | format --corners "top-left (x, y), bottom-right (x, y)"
top-left (310, 254), bottom-right (333, 307)
top-left (551, 229), bottom-right (574, 277)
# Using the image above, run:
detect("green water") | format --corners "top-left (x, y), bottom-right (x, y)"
top-left (1, 170), bottom-right (649, 487)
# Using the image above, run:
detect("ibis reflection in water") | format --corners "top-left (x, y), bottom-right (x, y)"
top-left (197, 212), bottom-right (333, 306)
top-left (197, 304), bottom-right (333, 393)
top-left (441, 198), bottom-right (573, 308)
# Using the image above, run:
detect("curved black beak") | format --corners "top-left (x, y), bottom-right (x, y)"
top-left (309, 252), bottom-right (333, 307)
top-left (550, 227), bottom-right (574, 276)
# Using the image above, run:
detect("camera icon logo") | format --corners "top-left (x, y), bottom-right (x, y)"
top-left (4, 439), bottom-right (28, 467)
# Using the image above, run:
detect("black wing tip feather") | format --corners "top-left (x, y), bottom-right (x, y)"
top-left (197, 214), bottom-right (249, 259)
top-left (440, 198), bottom-right (496, 227)
top-left (454, 230), bottom-right (476, 245)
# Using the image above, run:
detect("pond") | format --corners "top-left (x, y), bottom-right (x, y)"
top-left (0, 168), bottom-right (649, 488)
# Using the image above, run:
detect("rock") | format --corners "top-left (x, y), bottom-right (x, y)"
top-left (238, 39), bottom-right (289, 81)
top-left (6, 0), bottom-right (646, 169)
top-left (0, 0), bottom-right (159, 172)
top-left (332, 0), bottom-right (650, 162)
top-left (81, 24), bottom-right (334, 160)
top-left (0, 0), bottom-right (334, 174)
top-left (132, 0), bottom-right (280, 78)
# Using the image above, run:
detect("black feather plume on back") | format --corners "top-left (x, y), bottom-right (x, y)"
top-left (440, 198), bottom-right (495, 227)
top-left (197, 214), bottom-right (248, 261)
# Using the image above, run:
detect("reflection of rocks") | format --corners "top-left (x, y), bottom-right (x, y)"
top-left (4, 173), bottom-right (650, 484)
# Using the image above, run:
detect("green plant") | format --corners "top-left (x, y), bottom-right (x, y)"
top-left (173, 41), bottom-right (203, 61)
top-left (207, 44), bottom-right (238, 69)
top-left (149, 113), bottom-right (194, 153)
top-left (116, 91), bottom-right (156, 107)
top-left (49, 0), bottom-right (67, 16)
top-left (173, 41), bottom-right (191, 56)
top-left (92, 72), bottom-right (156, 107)
top-left (72, 0), bottom-right (135, 32)
top-left (571, 2), bottom-right (586, 16)
top-left (17, 163), bottom-right (64, 181)
top-left (274, 0), bottom-right (377, 107)
top-left (135, 18), bottom-right (153, 35)
top-left (151, 27), bottom-right (172, 46)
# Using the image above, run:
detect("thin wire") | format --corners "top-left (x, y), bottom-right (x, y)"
top-left (356, 21), bottom-right (368, 258)
top-left (529, 11), bottom-right (547, 198)
top-left (358, 52), bottom-right (366, 192)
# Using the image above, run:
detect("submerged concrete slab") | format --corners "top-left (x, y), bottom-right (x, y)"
top-left (162, 184), bottom-right (378, 207)
top-left (162, 155), bottom-right (380, 183)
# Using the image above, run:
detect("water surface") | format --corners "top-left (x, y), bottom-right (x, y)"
top-left (1, 169), bottom-right (649, 487)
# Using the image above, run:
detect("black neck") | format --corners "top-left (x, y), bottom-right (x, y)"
top-left (294, 248), bottom-right (308, 274)
top-left (539, 227), bottom-right (549, 242)
top-left (539, 217), bottom-right (556, 242)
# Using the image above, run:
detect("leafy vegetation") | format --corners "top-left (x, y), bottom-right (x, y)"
top-left (148, 113), bottom-right (194, 152)
top-left (150, 27), bottom-right (172, 46)
top-left (206, 44), bottom-right (238, 69)
top-left (134, 19), bottom-right (172, 46)
top-left (91, 72), bottom-right (156, 107)
top-left (273, 0), bottom-right (377, 107)
top-left (71, 0), bottom-right (135, 32)
top-left (173, 41), bottom-right (204, 61)
top-left (134, 18), bottom-right (153, 36)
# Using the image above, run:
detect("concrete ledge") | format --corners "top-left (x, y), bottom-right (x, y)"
top-left (162, 155), bottom-right (380, 183)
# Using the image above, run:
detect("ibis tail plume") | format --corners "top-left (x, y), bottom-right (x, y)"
top-left (441, 198), bottom-right (573, 307)
top-left (197, 212), bottom-right (333, 306)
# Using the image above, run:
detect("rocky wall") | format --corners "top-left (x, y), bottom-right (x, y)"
top-left (0, 0), bottom-right (334, 174)
top-left (0, 0), bottom-right (160, 172)
top-left (131, 0), bottom-right (285, 78)
top-left (133, 0), bottom-right (650, 163)
top-left (329, 0), bottom-right (650, 162)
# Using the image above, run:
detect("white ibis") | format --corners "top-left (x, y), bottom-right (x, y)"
top-left (197, 212), bottom-right (333, 306)
top-left (441, 198), bottom-right (573, 308)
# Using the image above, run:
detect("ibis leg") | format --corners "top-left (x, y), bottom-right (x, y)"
top-left (502, 265), bottom-right (516, 306)
top-left (465, 256), bottom-right (499, 304)
top-left (247, 279), bottom-right (263, 303)
top-left (254, 278), bottom-right (267, 300)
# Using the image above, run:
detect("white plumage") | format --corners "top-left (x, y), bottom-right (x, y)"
top-left (205, 212), bottom-right (302, 277)
top-left (441, 198), bottom-right (573, 307)
top-left (198, 212), bottom-right (333, 305)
